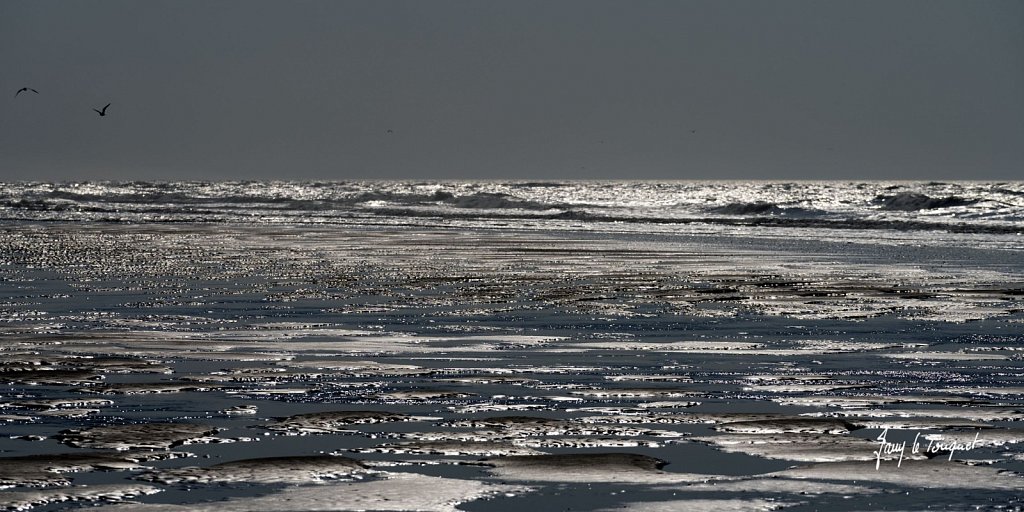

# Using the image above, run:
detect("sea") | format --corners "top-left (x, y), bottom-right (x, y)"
top-left (1, 180), bottom-right (1022, 511)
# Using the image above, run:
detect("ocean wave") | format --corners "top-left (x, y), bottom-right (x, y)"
top-left (0, 188), bottom-right (564, 213)
top-left (711, 202), bottom-right (781, 215)
top-left (507, 182), bottom-right (571, 188)
top-left (0, 181), bottom-right (1019, 235)
top-left (874, 192), bottom-right (977, 211)
top-left (706, 202), bottom-right (825, 218)
top-left (12, 189), bottom-right (302, 207)
top-left (338, 190), bottom-right (562, 210)
top-left (992, 187), bottom-right (1024, 197)
top-left (439, 192), bottom-right (560, 211)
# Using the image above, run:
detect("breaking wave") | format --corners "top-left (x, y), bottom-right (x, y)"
top-left (874, 192), bottom-right (977, 211)
top-left (420, 191), bottom-right (560, 211)
top-left (0, 181), bottom-right (1020, 235)
top-left (711, 202), bottom-right (781, 215)
top-left (708, 202), bottom-right (823, 217)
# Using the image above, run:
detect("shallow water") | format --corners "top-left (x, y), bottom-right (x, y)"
top-left (1, 181), bottom-right (1022, 511)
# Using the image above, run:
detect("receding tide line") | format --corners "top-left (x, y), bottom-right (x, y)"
top-left (874, 428), bottom-right (982, 469)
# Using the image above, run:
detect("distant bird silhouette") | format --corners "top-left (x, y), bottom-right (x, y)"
top-left (15, 87), bottom-right (38, 97)
top-left (93, 103), bottom-right (110, 116)
top-left (386, 129), bottom-right (394, 134)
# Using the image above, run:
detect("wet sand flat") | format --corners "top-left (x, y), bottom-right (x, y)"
top-left (1, 184), bottom-right (1023, 511)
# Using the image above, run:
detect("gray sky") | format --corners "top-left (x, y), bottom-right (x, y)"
top-left (2, 0), bottom-right (1022, 181)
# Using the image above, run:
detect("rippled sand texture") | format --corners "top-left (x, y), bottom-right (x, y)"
top-left (2, 196), bottom-right (1023, 511)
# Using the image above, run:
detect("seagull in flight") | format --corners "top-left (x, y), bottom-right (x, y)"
top-left (15, 87), bottom-right (38, 97)
top-left (93, 103), bottom-right (110, 116)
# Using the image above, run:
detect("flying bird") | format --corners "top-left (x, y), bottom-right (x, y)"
top-left (15, 87), bottom-right (38, 97)
top-left (93, 103), bottom-right (110, 116)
